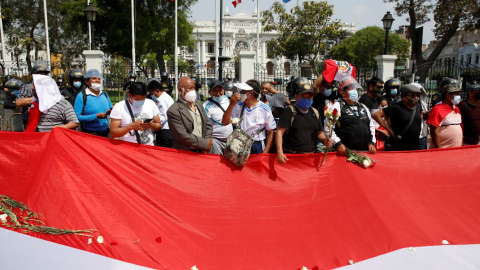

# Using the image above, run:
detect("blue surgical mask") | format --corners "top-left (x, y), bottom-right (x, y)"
top-left (132, 99), bottom-right (145, 108)
top-left (347, 89), bottom-right (358, 102)
top-left (323, 89), bottom-right (332, 97)
top-left (212, 95), bottom-right (226, 103)
top-left (390, 89), bottom-right (398, 96)
top-left (297, 98), bottom-right (313, 110)
top-left (73, 81), bottom-right (82, 89)
top-left (452, 95), bottom-right (461, 105)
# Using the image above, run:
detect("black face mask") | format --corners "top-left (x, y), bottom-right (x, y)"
top-left (474, 92), bottom-right (480, 100)
top-left (406, 98), bottom-right (417, 107)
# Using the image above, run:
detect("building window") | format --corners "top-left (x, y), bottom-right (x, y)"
top-left (461, 56), bottom-right (464, 63)
top-left (208, 43), bottom-right (214, 54)
top-left (476, 54), bottom-right (479, 64)
top-left (284, 62), bottom-right (291, 75)
top-left (266, 61), bottom-right (273, 76)
top-left (467, 54), bottom-right (472, 64)
top-left (188, 47), bottom-right (194, 54)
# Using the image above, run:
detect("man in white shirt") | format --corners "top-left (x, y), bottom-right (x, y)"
top-left (148, 79), bottom-right (175, 148)
top-left (222, 80), bottom-right (277, 154)
top-left (110, 82), bottom-right (161, 145)
top-left (203, 82), bottom-right (234, 154)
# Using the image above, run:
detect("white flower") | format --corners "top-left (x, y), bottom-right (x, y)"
top-left (301, 267), bottom-right (309, 270)
top-left (363, 159), bottom-right (371, 168)
top-left (408, 247), bottom-right (416, 252)
top-left (191, 266), bottom-right (199, 270)
top-left (349, 260), bottom-right (354, 265)
top-left (231, 118), bottom-right (240, 125)
top-left (0, 214), bottom-right (7, 222)
top-left (97, 236), bottom-right (104, 244)
top-left (442, 240), bottom-right (449, 245)
top-left (87, 238), bottom-right (92, 245)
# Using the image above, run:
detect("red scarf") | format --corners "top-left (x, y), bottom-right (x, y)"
top-left (25, 102), bottom-right (41, 132)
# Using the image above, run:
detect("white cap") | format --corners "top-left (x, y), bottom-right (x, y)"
top-left (234, 82), bottom-right (253, 91)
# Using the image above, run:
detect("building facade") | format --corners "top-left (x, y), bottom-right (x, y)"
top-left (184, 8), bottom-right (356, 79)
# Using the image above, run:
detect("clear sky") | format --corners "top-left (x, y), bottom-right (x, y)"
top-left (189, 0), bottom-right (436, 45)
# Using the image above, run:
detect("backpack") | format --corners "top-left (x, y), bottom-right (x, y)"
top-left (223, 104), bottom-right (265, 166)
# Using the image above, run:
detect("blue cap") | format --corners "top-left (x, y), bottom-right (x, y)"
top-left (85, 69), bottom-right (103, 80)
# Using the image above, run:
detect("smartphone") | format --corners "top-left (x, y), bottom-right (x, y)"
top-left (144, 118), bottom-right (153, 123)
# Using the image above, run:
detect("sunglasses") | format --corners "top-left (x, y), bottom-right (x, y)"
top-left (406, 93), bottom-right (420, 98)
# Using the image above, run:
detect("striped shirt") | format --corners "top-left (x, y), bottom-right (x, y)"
top-left (37, 98), bottom-right (79, 132)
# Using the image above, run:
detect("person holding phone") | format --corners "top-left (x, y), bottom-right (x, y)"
top-left (110, 82), bottom-right (161, 145)
top-left (74, 69), bottom-right (113, 137)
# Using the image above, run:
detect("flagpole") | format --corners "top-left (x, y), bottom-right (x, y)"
top-left (295, 0), bottom-right (299, 77)
top-left (215, 0), bottom-right (219, 80)
top-left (0, 2), bottom-right (7, 74)
top-left (256, 0), bottom-right (259, 80)
top-left (87, 0), bottom-right (91, 50)
top-left (131, 0), bottom-right (136, 73)
top-left (174, 0), bottom-right (178, 101)
top-left (43, 0), bottom-right (51, 74)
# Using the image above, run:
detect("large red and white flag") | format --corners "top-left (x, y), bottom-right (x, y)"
top-left (0, 128), bottom-right (479, 270)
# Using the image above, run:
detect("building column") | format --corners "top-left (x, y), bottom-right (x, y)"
top-left (262, 41), bottom-right (266, 65)
top-left (197, 40), bottom-right (201, 64)
top-left (201, 40), bottom-right (206, 64)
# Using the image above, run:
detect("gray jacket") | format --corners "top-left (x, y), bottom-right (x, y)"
top-left (167, 99), bottom-right (213, 151)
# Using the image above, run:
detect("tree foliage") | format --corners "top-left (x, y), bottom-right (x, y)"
top-left (329, 26), bottom-right (410, 66)
top-left (384, 0), bottom-right (480, 79)
top-left (94, 0), bottom-right (197, 73)
top-left (261, 1), bottom-right (343, 76)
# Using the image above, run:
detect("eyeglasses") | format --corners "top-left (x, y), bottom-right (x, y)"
top-left (406, 93), bottom-right (420, 98)
top-left (376, 85), bottom-right (384, 89)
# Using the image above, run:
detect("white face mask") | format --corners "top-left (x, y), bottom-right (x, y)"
top-left (240, 93), bottom-right (249, 103)
top-left (225, 91), bottom-right (233, 97)
top-left (90, 83), bottom-right (102, 91)
top-left (182, 88), bottom-right (197, 103)
top-left (452, 95), bottom-right (461, 105)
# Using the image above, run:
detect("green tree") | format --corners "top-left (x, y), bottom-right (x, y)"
top-left (94, 0), bottom-right (196, 74)
top-left (261, 1), bottom-right (343, 76)
top-left (385, 0), bottom-right (480, 80)
top-left (2, 0), bottom-right (46, 71)
top-left (329, 26), bottom-right (410, 66)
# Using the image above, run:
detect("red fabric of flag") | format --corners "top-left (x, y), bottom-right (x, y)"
top-left (232, 0), bottom-right (237, 7)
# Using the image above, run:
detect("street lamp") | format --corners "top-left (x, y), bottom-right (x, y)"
top-left (382, 11), bottom-right (395, 55)
top-left (14, 47), bottom-right (20, 74)
top-left (84, 4), bottom-right (98, 50)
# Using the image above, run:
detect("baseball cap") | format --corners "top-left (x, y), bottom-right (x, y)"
top-left (210, 81), bottom-right (223, 91)
top-left (297, 83), bottom-right (314, 95)
top-left (234, 82), bottom-right (253, 91)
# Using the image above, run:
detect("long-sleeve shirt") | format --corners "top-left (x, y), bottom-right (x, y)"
top-left (74, 89), bottom-right (112, 131)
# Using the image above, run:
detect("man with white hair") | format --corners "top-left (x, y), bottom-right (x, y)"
top-left (25, 75), bottom-right (79, 132)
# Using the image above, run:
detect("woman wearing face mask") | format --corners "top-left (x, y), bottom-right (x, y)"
top-left (74, 69), bottom-right (113, 137)
top-left (426, 86), bottom-right (463, 149)
top-left (222, 80), bottom-right (277, 154)
top-left (110, 82), bottom-right (161, 145)
top-left (324, 77), bottom-right (376, 156)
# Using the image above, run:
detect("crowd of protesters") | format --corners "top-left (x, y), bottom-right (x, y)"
top-left (2, 60), bottom-right (480, 165)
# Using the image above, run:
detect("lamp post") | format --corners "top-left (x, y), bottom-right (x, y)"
top-left (382, 11), bottom-right (394, 55)
top-left (14, 47), bottom-right (20, 75)
top-left (84, 4), bottom-right (98, 50)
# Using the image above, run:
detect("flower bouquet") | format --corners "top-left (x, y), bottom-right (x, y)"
top-left (319, 106), bottom-right (340, 168)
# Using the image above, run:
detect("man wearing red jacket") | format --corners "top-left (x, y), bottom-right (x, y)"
top-left (427, 84), bottom-right (463, 148)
